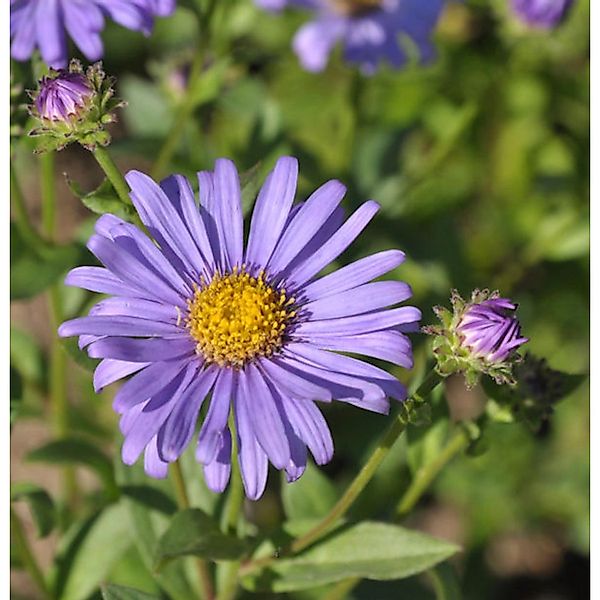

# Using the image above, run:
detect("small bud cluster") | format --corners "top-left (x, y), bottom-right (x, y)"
top-left (425, 289), bottom-right (528, 387)
top-left (28, 60), bottom-right (125, 152)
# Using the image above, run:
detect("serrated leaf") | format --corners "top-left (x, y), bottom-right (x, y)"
top-left (27, 438), bottom-right (117, 498)
top-left (154, 509), bottom-right (249, 570)
top-left (281, 463), bottom-right (337, 520)
top-left (101, 583), bottom-right (161, 600)
top-left (242, 521), bottom-right (459, 593)
top-left (11, 483), bottom-right (56, 538)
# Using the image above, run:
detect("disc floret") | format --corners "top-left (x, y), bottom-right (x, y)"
top-left (187, 267), bottom-right (296, 368)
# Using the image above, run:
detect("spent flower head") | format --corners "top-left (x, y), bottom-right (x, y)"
top-left (28, 60), bottom-right (125, 152)
top-left (425, 289), bottom-right (528, 387)
top-left (59, 156), bottom-right (420, 499)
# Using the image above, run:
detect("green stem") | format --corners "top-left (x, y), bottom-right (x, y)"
top-left (217, 427), bottom-right (244, 600)
top-left (151, 0), bottom-right (218, 180)
top-left (91, 146), bottom-right (131, 205)
top-left (40, 152), bottom-right (77, 506)
top-left (396, 425), bottom-right (470, 518)
top-left (40, 153), bottom-right (56, 237)
top-left (10, 164), bottom-right (49, 257)
top-left (170, 460), bottom-right (215, 600)
top-left (10, 507), bottom-right (51, 600)
top-left (241, 370), bottom-right (444, 575)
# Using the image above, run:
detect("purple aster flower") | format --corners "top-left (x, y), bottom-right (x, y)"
top-left (457, 297), bottom-right (528, 364)
top-left (10, 0), bottom-right (176, 68)
top-left (58, 157), bottom-right (420, 499)
top-left (510, 0), bottom-right (574, 28)
top-left (255, 0), bottom-right (447, 73)
top-left (34, 70), bottom-right (92, 122)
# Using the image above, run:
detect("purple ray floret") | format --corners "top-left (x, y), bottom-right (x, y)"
top-left (457, 298), bottom-right (528, 364)
top-left (255, 0), bottom-right (447, 73)
top-left (511, 0), bottom-right (573, 28)
top-left (59, 156), bottom-right (420, 500)
top-left (35, 71), bottom-right (92, 121)
top-left (10, 0), bottom-right (176, 68)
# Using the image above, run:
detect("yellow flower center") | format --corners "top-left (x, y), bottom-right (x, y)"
top-left (186, 268), bottom-right (295, 368)
top-left (329, 0), bottom-right (382, 17)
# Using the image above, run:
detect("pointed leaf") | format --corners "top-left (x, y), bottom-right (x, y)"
top-left (154, 509), bottom-right (249, 570)
top-left (11, 482), bottom-right (56, 537)
top-left (242, 521), bottom-right (460, 592)
top-left (101, 583), bottom-right (161, 600)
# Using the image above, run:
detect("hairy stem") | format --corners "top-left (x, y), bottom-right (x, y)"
top-left (171, 460), bottom-right (215, 600)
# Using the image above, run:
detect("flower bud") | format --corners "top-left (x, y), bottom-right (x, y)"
top-left (28, 60), bottom-right (125, 152)
top-left (425, 289), bottom-right (528, 387)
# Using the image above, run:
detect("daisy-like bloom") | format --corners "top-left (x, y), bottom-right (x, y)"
top-left (427, 290), bottom-right (528, 387)
top-left (510, 0), bottom-right (574, 28)
top-left (10, 0), bottom-right (176, 68)
top-left (255, 0), bottom-right (447, 73)
top-left (59, 157), bottom-right (420, 499)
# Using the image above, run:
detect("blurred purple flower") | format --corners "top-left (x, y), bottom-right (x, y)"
top-left (510, 0), bottom-right (574, 28)
top-left (255, 0), bottom-right (447, 73)
top-left (34, 70), bottom-right (92, 122)
top-left (457, 297), bottom-right (528, 364)
top-left (10, 0), bottom-right (176, 68)
top-left (59, 156), bottom-right (420, 499)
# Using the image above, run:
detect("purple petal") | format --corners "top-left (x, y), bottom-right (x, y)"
top-left (234, 381), bottom-right (268, 500)
top-left (93, 358), bottom-right (149, 392)
top-left (301, 249), bottom-right (405, 301)
top-left (302, 281), bottom-right (412, 320)
top-left (294, 306), bottom-right (421, 337)
top-left (87, 336), bottom-right (195, 362)
top-left (287, 201), bottom-right (380, 289)
top-left (203, 428), bottom-right (232, 493)
top-left (144, 435), bottom-right (169, 479)
top-left (259, 358), bottom-right (332, 402)
top-left (64, 266), bottom-right (142, 297)
top-left (58, 315), bottom-right (183, 338)
top-left (268, 179), bottom-right (346, 275)
top-left (245, 157), bottom-right (298, 269)
top-left (35, 0), bottom-right (66, 68)
top-left (89, 297), bottom-right (178, 323)
top-left (112, 360), bottom-right (189, 413)
top-left (241, 365), bottom-right (291, 470)
top-left (158, 365), bottom-right (219, 462)
top-left (196, 368), bottom-right (234, 464)
top-left (292, 16), bottom-right (346, 73)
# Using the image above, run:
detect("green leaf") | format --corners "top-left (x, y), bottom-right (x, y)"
top-left (281, 463), bottom-right (337, 520)
top-left (27, 438), bottom-right (117, 497)
top-left (10, 367), bottom-right (23, 427)
top-left (53, 505), bottom-right (133, 600)
top-left (11, 224), bottom-right (88, 300)
top-left (10, 483), bottom-right (56, 538)
top-left (67, 176), bottom-right (133, 221)
top-left (10, 327), bottom-right (44, 385)
top-left (101, 583), bottom-right (162, 600)
top-left (120, 485), bottom-right (177, 516)
top-left (115, 459), bottom-right (198, 600)
top-left (242, 521), bottom-right (459, 593)
top-left (154, 509), bottom-right (249, 570)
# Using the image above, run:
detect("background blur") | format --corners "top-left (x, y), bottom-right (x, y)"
top-left (10, 0), bottom-right (590, 598)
